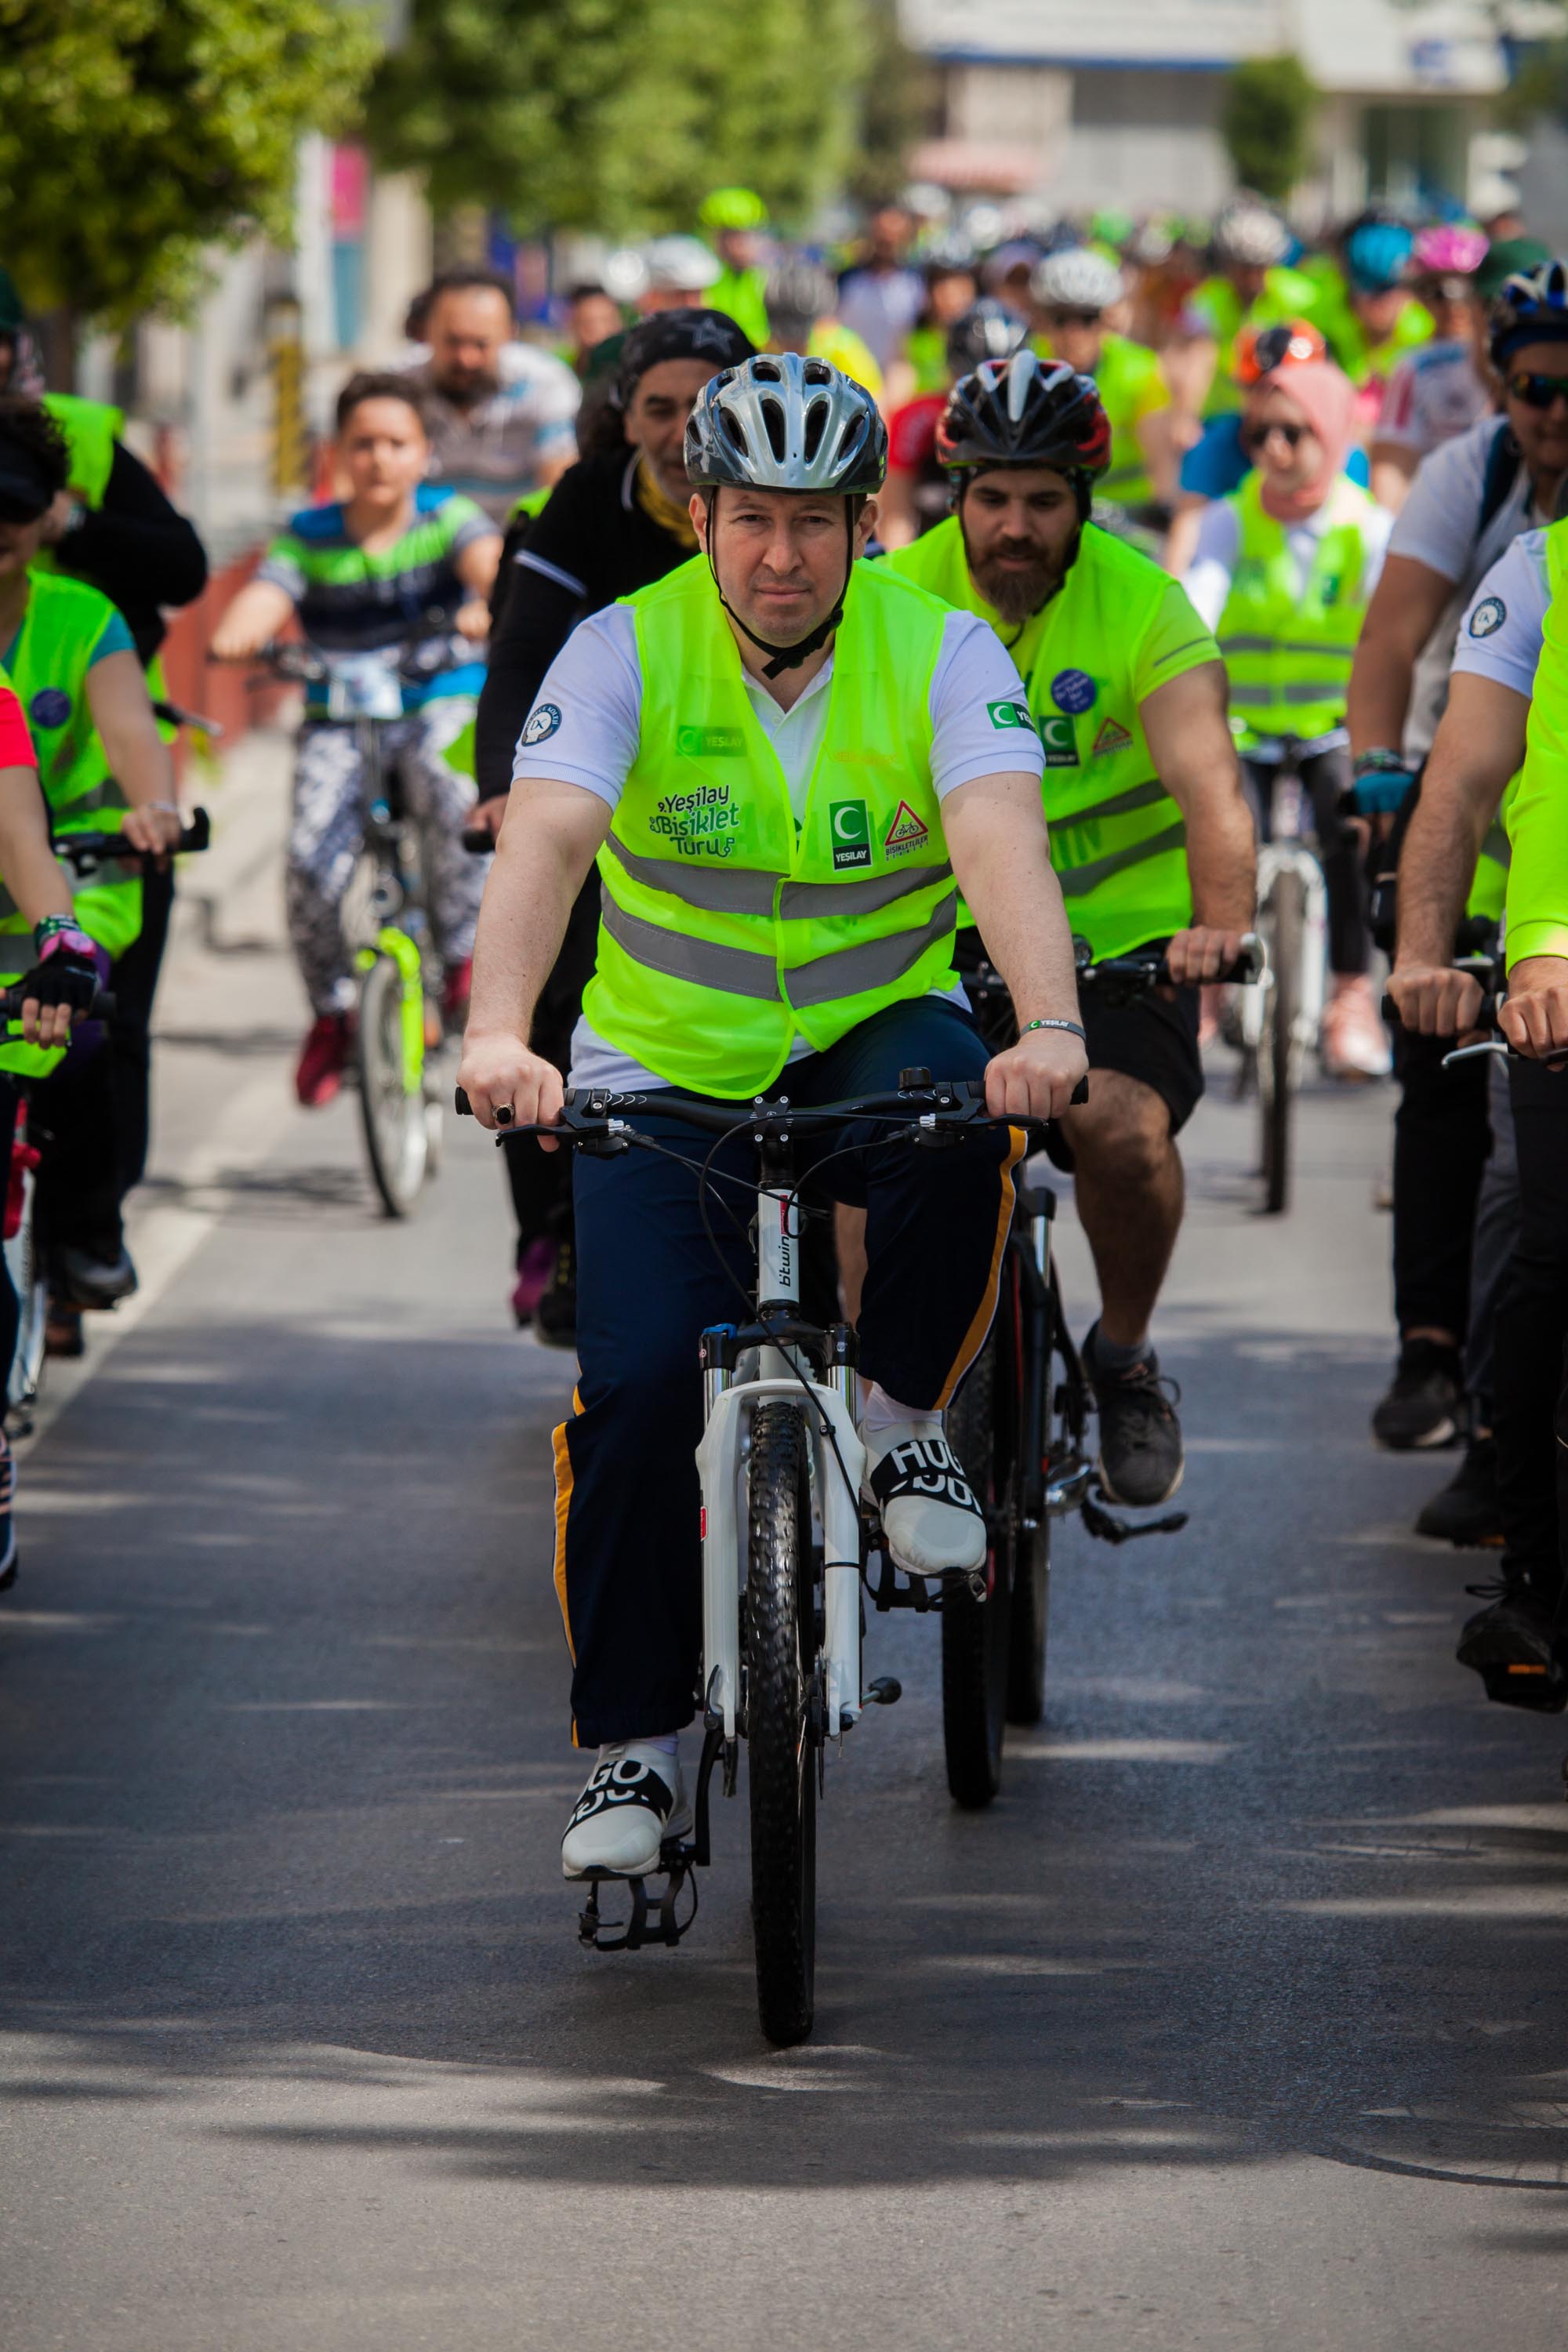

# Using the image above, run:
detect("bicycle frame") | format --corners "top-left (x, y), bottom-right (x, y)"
top-left (694, 1153), bottom-right (866, 1743)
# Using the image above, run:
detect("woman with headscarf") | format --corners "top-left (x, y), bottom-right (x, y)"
top-left (1185, 358), bottom-right (1395, 1079)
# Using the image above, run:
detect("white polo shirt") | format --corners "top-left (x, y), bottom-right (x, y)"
top-left (512, 599), bottom-right (1044, 1091)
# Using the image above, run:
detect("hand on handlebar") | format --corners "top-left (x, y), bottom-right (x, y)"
top-left (1164, 924), bottom-right (1249, 986)
top-left (1387, 960), bottom-right (1485, 1037)
top-left (16, 933), bottom-right (103, 1047)
top-left (1499, 957), bottom-right (1568, 1065)
top-left (455, 1033), bottom-right (565, 1144)
top-left (121, 803), bottom-right (184, 858)
top-left (984, 1024), bottom-right (1089, 1125)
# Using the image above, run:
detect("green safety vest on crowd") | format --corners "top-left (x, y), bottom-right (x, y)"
top-left (583, 556), bottom-right (959, 1095)
top-left (884, 518), bottom-right (1195, 958)
top-left (1192, 267), bottom-right (1327, 418)
top-left (1215, 473), bottom-right (1373, 751)
top-left (1504, 518), bottom-right (1568, 968)
top-left (906, 324), bottom-right (948, 394)
top-left (0, 572), bottom-right (142, 963)
top-left (706, 265), bottom-right (770, 350)
top-left (1032, 331), bottom-right (1166, 506)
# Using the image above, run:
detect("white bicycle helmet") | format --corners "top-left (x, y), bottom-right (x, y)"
top-left (686, 354), bottom-right (887, 676)
top-left (643, 234), bottom-right (722, 294)
top-left (1032, 247), bottom-right (1125, 313)
top-left (685, 351), bottom-right (886, 496)
top-left (1210, 196), bottom-right (1292, 270)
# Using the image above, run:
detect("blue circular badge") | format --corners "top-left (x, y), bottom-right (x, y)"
top-left (1468, 596), bottom-right (1506, 640)
top-left (1051, 669), bottom-right (1096, 716)
top-left (28, 688), bottom-right (71, 730)
top-left (521, 702), bottom-right (561, 746)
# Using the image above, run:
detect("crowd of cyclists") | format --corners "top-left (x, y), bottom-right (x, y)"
top-left (7, 173), bottom-right (1568, 1875)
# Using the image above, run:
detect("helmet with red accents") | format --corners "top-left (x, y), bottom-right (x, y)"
top-left (938, 352), bottom-right (1110, 511)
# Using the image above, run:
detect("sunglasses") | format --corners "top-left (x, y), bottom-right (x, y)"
top-left (1241, 419), bottom-right (1312, 453)
top-left (1506, 370), bottom-right (1568, 411)
top-left (1044, 308), bottom-right (1102, 329)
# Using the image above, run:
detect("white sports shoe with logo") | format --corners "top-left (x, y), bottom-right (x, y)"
top-left (561, 1742), bottom-right (691, 1879)
top-left (862, 1418), bottom-right (987, 1577)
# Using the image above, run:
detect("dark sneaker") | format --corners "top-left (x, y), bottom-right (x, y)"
top-left (57, 1244), bottom-right (137, 1309)
top-left (535, 1234), bottom-right (577, 1350)
top-left (1370, 1338), bottom-right (1462, 1450)
top-left (1414, 1435), bottom-right (1503, 1548)
top-left (1087, 1336), bottom-right (1185, 1508)
top-left (1457, 1572), bottom-right (1568, 1712)
top-left (44, 1301), bottom-right (84, 1359)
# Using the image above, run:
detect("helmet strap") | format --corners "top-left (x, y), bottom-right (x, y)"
top-left (704, 490), bottom-right (857, 681)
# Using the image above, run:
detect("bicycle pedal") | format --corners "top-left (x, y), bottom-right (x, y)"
top-left (862, 1676), bottom-right (902, 1706)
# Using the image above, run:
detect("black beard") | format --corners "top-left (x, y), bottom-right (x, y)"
top-left (969, 542), bottom-right (1065, 626)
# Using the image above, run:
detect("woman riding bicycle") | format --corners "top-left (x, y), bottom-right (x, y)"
top-left (212, 373), bottom-right (502, 1107)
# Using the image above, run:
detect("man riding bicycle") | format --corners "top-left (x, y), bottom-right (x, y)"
top-left (883, 352), bottom-right (1254, 1508)
top-left (456, 354), bottom-right (1088, 1880)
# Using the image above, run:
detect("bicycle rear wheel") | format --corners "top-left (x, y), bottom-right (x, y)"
top-left (746, 1401), bottom-right (818, 2047)
top-left (942, 1322), bottom-right (1014, 1808)
top-left (1007, 1255), bottom-right (1054, 1724)
top-left (357, 951), bottom-right (428, 1219)
top-left (1258, 869), bottom-right (1303, 1215)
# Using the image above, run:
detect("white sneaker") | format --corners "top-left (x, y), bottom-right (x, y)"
top-left (862, 1419), bottom-right (987, 1577)
top-left (561, 1742), bottom-right (691, 1880)
top-left (1320, 975), bottom-right (1392, 1081)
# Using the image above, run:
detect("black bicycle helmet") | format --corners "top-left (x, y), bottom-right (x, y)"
top-left (944, 298), bottom-right (1026, 376)
top-left (938, 352), bottom-right (1110, 515)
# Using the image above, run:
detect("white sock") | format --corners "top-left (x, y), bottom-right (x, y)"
top-left (858, 1381), bottom-right (938, 1436)
top-left (601, 1733), bottom-right (677, 1761)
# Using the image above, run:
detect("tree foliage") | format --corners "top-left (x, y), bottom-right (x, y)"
top-left (0, 0), bottom-right (379, 321)
top-left (848, 0), bottom-right (938, 208)
top-left (364, 0), bottom-right (866, 234)
top-left (1221, 53), bottom-right (1319, 204)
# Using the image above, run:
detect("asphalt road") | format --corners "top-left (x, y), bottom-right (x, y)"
top-left (4, 752), bottom-right (1566, 2350)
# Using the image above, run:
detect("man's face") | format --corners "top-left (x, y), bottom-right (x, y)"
top-left (338, 398), bottom-right (429, 504)
top-left (869, 209), bottom-right (911, 268)
top-left (691, 487), bottom-right (877, 651)
top-left (958, 468), bottom-right (1080, 625)
top-left (426, 288), bottom-right (513, 405)
top-left (1038, 306), bottom-right (1105, 374)
top-left (1352, 285), bottom-right (1405, 342)
top-left (717, 227), bottom-right (760, 272)
top-left (929, 268), bottom-right (978, 325)
top-left (625, 358), bottom-right (716, 503)
top-left (0, 505), bottom-right (48, 586)
top-left (1503, 337), bottom-right (1568, 485)
top-left (569, 292), bottom-right (622, 356)
top-left (1229, 263), bottom-right (1266, 308)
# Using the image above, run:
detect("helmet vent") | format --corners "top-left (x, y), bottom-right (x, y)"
top-left (802, 395), bottom-right (829, 463)
top-left (760, 394), bottom-right (788, 462)
top-left (719, 408), bottom-right (750, 457)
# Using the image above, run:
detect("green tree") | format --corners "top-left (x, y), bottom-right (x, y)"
top-left (0, 0), bottom-right (379, 323)
top-left (848, 0), bottom-right (938, 208)
top-left (365, 0), bottom-right (865, 234)
top-left (1221, 53), bottom-right (1319, 204)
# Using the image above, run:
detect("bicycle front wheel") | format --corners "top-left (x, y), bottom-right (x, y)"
top-left (1258, 869), bottom-right (1303, 1216)
top-left (357, 951), bottom-right (428, 1219)
top-left (746, 1401), bottom-right (818, 2047)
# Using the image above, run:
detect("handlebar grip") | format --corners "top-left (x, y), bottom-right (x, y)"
top-left (0, 986), bottom-right (115, 1022)
top-left (460, 828), bottom-right (494, 855)
top-left (1070, 1076), bottom-right (1089, 1105)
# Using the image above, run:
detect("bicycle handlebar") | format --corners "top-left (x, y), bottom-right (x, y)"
top-left (238, 627), bottom-right (477, 688)
top-left (53, 808), bottom-right (211, 873)
top-left (455, 1069), bottom-right (1086, 1145)
top-left (152, 696), bottom-right (225, 741)
top-left (0, 985), bottom-right (115, 1022)
top-left (1073, 938), bottom-right (1264, 993)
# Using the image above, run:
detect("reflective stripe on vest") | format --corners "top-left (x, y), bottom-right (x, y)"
top-left (1216, 474), bottom-right (1370, 744)
top-left (582, 556), bottom-right (957, 1096)
top-left (883, 518), bottom-right (1201, 957)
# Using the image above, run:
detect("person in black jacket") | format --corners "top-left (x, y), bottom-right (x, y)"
top-left (471, 307), bottom-right (753, 1339)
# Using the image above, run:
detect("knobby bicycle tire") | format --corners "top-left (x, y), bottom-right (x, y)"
top-left (357, 951), bottom-right (427, 1219)
top-left (942, 1326), bottom-right (1014, 1807)
top-left (1258, 869), bottom-right (1304, 1216)
top-left (746, 1401), bottom-right (818, 2046)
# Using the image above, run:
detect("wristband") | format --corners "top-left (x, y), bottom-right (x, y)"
top-left (1352, 748), bottom-right (1408, 779)
top-left (1021, 1017), bottom-right (1087, 1044)
top-left (33, 914), bottom-right (89, 952)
